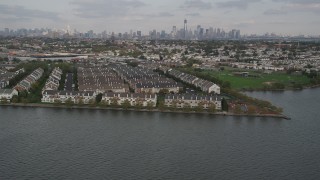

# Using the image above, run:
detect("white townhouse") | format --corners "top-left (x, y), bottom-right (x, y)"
top-left (102, 92), bottom-right (157, 107)
top-left (42, 90), bottom-right (96, 104)
top-left (0, 89), bottom-right (18, 102)
top-left (165, 94), bottom-right (221, 110)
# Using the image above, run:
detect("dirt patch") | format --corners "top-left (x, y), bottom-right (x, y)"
top-left (263, 82), bottom-right (275, 85)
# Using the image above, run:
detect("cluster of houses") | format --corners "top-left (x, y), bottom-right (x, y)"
top-left (0, 68), bottom-right (23, 102)
top-left (42, 67), bottom-right (62, 91)
top-left (167, 69), bottom-right (220, 94)
top-left (112, 65), bottom-right (183, 94)
top-left (77, 66), bottom-right (129, 93)
top-left (14, 68), bottom-right (44, 92)
top-left (0, 68), bottom-right (24, 89)
top-left (231, 62), bottom-right (285, 71)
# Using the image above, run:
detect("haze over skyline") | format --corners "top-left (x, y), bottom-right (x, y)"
top-left (1, 0), bottom-right (319, 35)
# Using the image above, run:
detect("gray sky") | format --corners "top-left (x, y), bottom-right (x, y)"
top-left (1, 0), bottom-right (319, 35)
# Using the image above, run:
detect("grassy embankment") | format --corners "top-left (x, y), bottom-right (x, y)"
top-left (179, 67), bottom-right (314, 91)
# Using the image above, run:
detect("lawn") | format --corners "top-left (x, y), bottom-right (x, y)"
top-left (183, 67), bottom-right (311, 90)
top-left (215, 72), bottom-right (309, 89)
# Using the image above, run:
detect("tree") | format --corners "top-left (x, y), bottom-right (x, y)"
top-left (95, 93), bottom-right (103, 104)
top-left (182, 102), bottom-right (191, 112)
top-left (221, 98), bottom-right (228, 112)
top-left (122, 99), bottom-right (131, 109)
top-left (146, 101), bottom-right (154, 110)
top-left (275, 107), bottom-right (283, 114)
top-left (65, 98), bottom-right (73, 107)
top-left (77, 97), bottom-right (84, 106)
top-left (18, 90), bottom-right (28, 99)
top-left (158, 89), bottom-right (169, 95)
top-left (11, 95), bottom-right (19, 103)
top-left (135, 98), bottom-right (144, 109)
top-left (88, 99), bottom-right (96, 107)
top-left (195, 101), bottom-right (205, 112)
top-left (0, 97), bottom-right (8, 104)
top-left (157, 99), bottom-right (166, 110)
top-left (110, 97), bottom-right (119, 107)
top-left (234, 104), bottom-right (242, 114)
top-left (54, 99), bottom-right (62, 106)
top-left (171, 100), bottom-right (178, 110)
top-left (222, 81), bottom-right (231, 89)
top-left (208, 102), bottom-right (216, 113)
top-left (272, 82), bottom-right (285, 90)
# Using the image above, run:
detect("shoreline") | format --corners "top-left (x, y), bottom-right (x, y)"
top-left (0, 103), bottom-right (291, 120)
top-left (241, 84), bottom-right (320, 92)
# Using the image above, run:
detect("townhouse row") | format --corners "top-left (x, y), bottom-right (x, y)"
top-left (14, 68), bottom-right (44, 92)
top-left (0, 68), bottom-right (24, 89)
top-left (112, 65), bottom-right (183, 94)
top-left (42, 67), bottom-right (63, 91)
top-left (41, 90), bottom-right (157, 107)
top-left (42, 90), bottom-right (96, 104)
top-left (167, 69), bottom-right (220, 94)
top-left (165, 94), bottom-right (222, 110)
top-left (102, 92), bottom-right (157, 107)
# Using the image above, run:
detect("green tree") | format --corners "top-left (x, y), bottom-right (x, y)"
top-left (122, 99), bottom-right (131, 109)
top-left (77, 97), bottom-right (84, 106)
top-left (65, 98), bottom-right (74, 107)
top-left (157, 100), bottom-right (166, 111)
top-left (272, 82), bottom-right (285, 89)
top-left (11, 95), bottom-right (19, 103)
top-left (208, 102), bottom-right (216, 113)
top-left (110, 97), bottom-right (119, 107)
top-left (195, 101), bottom-right (205, 112)
top-left (159, 89), bottom-right (169, 95)
top-left (221, 98), bottom-right (228, 112)
top-left (171, 100), bottom-right (178, 110)
top-left (88, 99), bottom-right (96, 107)
top-left (95, 93), bottom-right (103, 104)
top-left (146, 101), bottom-right (155, 110)
top-left (0, 97), bottom-right (8, 104)
top-left (99, 100), bottom-right (108, 107)
top-left (54, 99), bottom-right (62, 106)
top-left (135, 98), bottom-right (144, 109)
top-left (234, 104), bottom-right (242, 114)
top-left (182, 102), bottom-right (191, 112)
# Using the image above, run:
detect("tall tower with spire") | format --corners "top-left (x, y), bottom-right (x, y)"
top-left (184, 19), bottom-right (188, 39)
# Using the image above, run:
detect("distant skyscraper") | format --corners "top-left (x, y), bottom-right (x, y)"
top-left (161, 30), bottom-right (166, 39)
top-left (217, 28), bottom-right (221, 37)
top-left (236, 30), bottom-right (241, 39)
top-left (184, 19), bottom-right (188, 39)
top-left (137, 31), bottom-right (142, 38)
top-left (172, 26), bottom-right (177, 35)
top-left (4, 28), bottom-right (9, 36)
top-left (153, 30), bottom-right (157, 39)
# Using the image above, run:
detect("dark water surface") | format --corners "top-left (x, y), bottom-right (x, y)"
top-left (1, 88), bottom-right (320, 179)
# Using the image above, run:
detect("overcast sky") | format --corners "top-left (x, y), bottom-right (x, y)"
top-left (1, 0), bottom-right (319, 35)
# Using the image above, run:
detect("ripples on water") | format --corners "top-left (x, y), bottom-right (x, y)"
top-left (1, 88), bottom-right (320, 179)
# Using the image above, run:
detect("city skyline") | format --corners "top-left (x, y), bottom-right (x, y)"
top-left (1, 0), bottom-right (320, 36)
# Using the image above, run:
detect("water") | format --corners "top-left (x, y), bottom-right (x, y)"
top-left (1, 88), bottom-right (320, 179)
